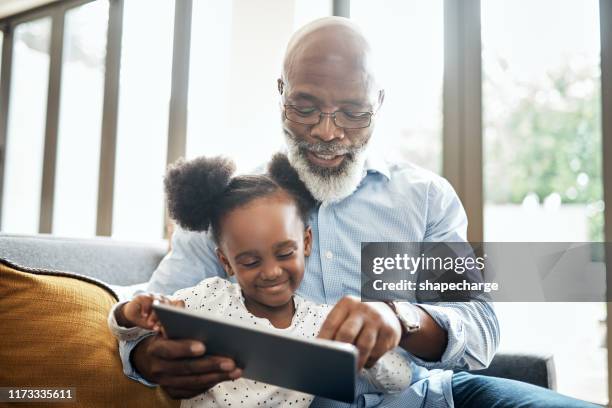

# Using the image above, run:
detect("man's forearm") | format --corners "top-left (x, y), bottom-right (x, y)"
top-left (400, 301), bottom-right (499, 371)
top-left (117, 335), bottom-right (158, 387)
top-left (398, 306), bottom-right (447, 361)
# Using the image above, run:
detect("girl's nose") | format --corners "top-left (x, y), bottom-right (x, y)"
top-left (261, 263), bottom-right (283, 280)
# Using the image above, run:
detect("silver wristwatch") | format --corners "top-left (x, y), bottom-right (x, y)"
top-left (386, 301), bottom-right (421, 335)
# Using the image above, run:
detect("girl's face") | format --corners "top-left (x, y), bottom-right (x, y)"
top-left (216, 192), bottom-right (312, 309)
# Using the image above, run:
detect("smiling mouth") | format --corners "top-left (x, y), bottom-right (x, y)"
top-left (307, 151), bottom-right (346, 167)
top-left (257, 280), bottom-right (289, 290)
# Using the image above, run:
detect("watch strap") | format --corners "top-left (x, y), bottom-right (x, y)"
top-left (385, 301), bottom-right (421, 335)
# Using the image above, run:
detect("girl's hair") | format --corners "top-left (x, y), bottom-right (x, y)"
top-left (164, 153), bottom-right (316, 244)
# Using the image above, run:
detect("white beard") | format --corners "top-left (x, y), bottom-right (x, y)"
top-left (285, 135), bottom-right (368, 204)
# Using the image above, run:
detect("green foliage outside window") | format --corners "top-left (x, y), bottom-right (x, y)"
top-left (485, 60), bottom-right (603, 242)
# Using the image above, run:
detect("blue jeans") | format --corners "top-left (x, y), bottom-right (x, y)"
top-left (452, 372), bottom-right (600, 408)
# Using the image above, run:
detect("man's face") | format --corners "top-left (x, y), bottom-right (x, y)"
top-left (279, 39), bottom-right (382, 203)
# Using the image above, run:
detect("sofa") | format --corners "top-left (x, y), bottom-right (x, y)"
top-left (0, 232), bottom-right (557, 406)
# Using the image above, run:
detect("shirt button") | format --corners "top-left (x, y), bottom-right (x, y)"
top-left (325, 250), bottom-right (333, 260)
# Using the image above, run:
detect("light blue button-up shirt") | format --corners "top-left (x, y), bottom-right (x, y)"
top-left (118, 154), bottom-right (499, 408)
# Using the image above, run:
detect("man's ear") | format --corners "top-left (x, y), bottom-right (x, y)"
top-left (277, 78), bottom-right (284, 95)
top-left (303, 226), bottom-right (313, 257)
top-left (216, 248), bottom-right (234, 276)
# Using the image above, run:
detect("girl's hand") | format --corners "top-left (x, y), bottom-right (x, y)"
top-left (116, 294), bottom-right (185, 331)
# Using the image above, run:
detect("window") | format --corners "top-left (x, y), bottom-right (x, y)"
top-left (1, 18), bottom-right (52, 233)
top-left (53, 0), bottom-right (109, 237)
top-left (112, 0), bottom-right (175, 241)
top-left (482, 0), bottom-right (605, 403)
top-left (351, 0), bottom-right (444, 174)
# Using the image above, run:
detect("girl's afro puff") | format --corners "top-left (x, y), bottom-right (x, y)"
top-left (267, 152), bottom-right (317, 213)
top-left (164, 156), bottom-right (236, 232)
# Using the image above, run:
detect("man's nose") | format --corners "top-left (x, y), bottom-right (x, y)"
top-left (311, 114), bottom-right (344, 142)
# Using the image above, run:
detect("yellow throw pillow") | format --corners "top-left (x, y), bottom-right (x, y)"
top-left (0, 258), bottom-right (179, 408)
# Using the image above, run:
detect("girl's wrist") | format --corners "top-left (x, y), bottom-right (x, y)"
top-left (115, 302), bottom-right (135, 328)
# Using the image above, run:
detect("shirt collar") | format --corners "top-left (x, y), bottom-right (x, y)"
top-left (364, 150), bottom-right (391, 181)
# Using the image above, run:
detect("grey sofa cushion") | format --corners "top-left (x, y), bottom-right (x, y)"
top-left (0, 233), bottom-right (167, 285)
top-left (469, 351), bottom-right (556, 390)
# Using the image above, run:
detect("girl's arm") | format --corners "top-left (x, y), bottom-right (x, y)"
top-left (361, 348), bottom-right (412, 394)
top-left (108, 294), bottom-right (184, 341)
top-left (108, 301), bottom-right (155, 342)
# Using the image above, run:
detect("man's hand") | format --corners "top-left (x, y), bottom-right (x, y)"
top-left (131, 335), bottom-right (242, 399)
top-left (317, 296), bottom-right (402, 369)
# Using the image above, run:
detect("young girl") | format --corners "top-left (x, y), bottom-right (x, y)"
top-left (108, 153), bottom-right (412, 407)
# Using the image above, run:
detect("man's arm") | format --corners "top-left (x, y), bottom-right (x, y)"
top-left (411, 176), bottom-right (499, 370)
top-left (319, 177), bottom-right (499, 371)
top-left (403, 301), bottom-right (498, 371)
top-left (397, 305), bottom-right (447, 362)
top-left (146, 227), bottom-right (224, 294)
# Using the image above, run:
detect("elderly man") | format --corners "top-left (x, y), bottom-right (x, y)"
top-left (119, 17), bottom-right (596, 408)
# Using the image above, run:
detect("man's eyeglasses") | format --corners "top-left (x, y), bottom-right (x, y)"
top-left (283, 105), bottom-right (375, 129)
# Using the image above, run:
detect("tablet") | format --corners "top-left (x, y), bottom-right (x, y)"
top-left (152, 302), bottom-right (358, 403)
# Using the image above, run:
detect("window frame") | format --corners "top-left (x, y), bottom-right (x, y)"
top-left (599, 0), bottom-right (612, 399)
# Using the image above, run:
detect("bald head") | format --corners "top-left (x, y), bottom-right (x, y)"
top-left (281, 17), bottom-right (380, 95)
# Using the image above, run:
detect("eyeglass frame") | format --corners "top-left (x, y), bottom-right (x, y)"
top-left (282, 104), bottom-right (378, 129)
